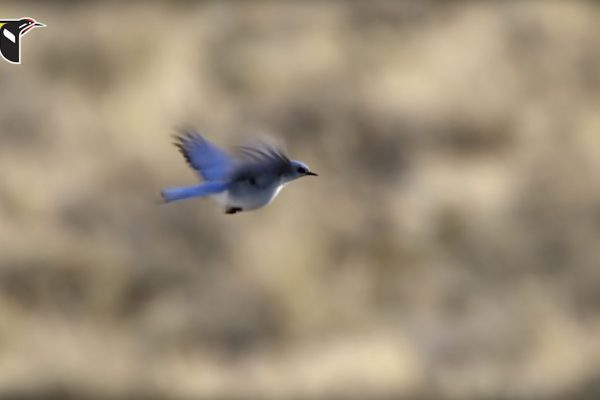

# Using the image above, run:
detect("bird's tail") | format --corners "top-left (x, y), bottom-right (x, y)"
top-left (160, 182), bottom-right (227, 203)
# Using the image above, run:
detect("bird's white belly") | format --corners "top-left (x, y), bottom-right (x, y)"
top-left (211, 183), bottom-right (284, 211)
top-left (210, 192), bottom-right (230, 206)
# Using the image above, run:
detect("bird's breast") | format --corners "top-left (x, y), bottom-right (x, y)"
top-left (214, 180), bottom-right (284, 211)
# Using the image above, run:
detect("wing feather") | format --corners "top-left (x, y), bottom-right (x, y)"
top-left (230, 140), bottom-right (293, 182)
top-left (173, 130), bottom-right (233, 181)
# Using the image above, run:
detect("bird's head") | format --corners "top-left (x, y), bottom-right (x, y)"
top-left (17, 18), bottom-right (45, 35)
top-left (286, 160), bottom-right (318, 182)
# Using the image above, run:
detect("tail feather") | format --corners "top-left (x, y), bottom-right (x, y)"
top-left (161, 182), bottom-right (227, 203)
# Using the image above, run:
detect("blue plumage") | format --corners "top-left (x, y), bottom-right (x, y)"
top-left (161, 130), bottom-right (317, 214)
top-left (161, 181), bottom-right (228, 203)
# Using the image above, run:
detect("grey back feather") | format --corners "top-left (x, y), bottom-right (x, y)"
top-left (230, 141), bottom-right (293, 182)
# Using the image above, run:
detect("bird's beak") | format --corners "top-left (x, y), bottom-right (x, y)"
top-left (306, 171), bottom-right (318, 176)
top-left (34, 22), bottom-right (46, 28)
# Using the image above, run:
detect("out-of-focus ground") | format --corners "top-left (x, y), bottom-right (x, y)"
top-left (1, 1), bottom-right (600, 399)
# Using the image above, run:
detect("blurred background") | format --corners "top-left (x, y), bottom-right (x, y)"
top-left (1, 1), bottom-right (600, 399)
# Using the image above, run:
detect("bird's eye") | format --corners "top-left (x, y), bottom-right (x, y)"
top-left (297, 167), bottom-right (307, 174)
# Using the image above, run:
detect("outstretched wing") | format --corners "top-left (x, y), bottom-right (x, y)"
top-left (173, 130), bottom-right (233, 181)
top-left (230, 140), bottom-right (293, 182)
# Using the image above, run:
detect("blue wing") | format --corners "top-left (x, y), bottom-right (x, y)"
top-left (174, 130), bottom-right (233, 181)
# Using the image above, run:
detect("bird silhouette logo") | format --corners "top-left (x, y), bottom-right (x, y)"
top-left (0, 17), bottom-right (45, 64)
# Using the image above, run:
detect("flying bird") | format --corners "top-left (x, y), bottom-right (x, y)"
top-left (161, 130), bottom-right (317, 214)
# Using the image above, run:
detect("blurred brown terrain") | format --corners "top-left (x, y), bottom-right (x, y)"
top-left (1, 1), bottom-right (600, 399)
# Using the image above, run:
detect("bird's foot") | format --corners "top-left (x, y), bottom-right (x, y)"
top-left (225, 207), bottom-right (243, 214)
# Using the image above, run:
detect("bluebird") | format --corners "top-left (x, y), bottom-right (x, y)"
top-left (161, 130), bottom-right (317, 214)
